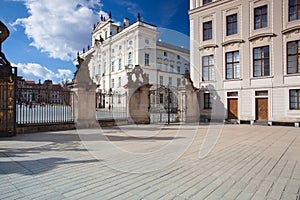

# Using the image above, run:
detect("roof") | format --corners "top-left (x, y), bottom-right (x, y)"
top-left (156, 41), bottom-right (190, 55)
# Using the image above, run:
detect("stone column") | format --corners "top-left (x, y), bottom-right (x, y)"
top-left (69, 52), bottom-right (98, 129)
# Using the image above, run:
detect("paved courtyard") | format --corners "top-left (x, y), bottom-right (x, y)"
top-left (0, 124), bottom-right (300, 200)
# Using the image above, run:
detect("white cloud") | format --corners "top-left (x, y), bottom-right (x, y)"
top-left (13, 0), bottom-right (106, 61)
top-left (13, 62), bottom-right (73, 84)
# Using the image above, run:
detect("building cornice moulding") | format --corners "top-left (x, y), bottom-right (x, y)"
top-left (199, 44), bottom-right (218, 51)
top-left (189, 0), bottom-right (236, 15)
top-left (282, 25), bottom-right (300, 35)
top-left (248, 33), bottom-right (277, 42)
top-left (221, 39), bottom-right (245, 47)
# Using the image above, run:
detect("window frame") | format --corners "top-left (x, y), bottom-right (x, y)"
top-left (225, 51), bottom-right (240, 79)
top-left (128, 52), bottom-right (132, 66)
top-left (253, 46), bottom-right (270, 77)
top-left (289, 89), bottom-right (300, 110)
top-left (254, 5), bottom-right (268, 30)
top-left (226, 14), bottom-right (238, 36)
top-left (202, 55), bottom-right (214, 81)
top-left (204, 93), bottom-right (212, 109)
top-left (144, 53), bottom-right (150, 66)
top-left (111, 61), bottom-right (115, 72)
top-left (289, 0), bottom-right (300, 21)
top-left (203, 21), bottom-right (212, 41)
top-left (118, 58), bottom-right (122, 70)
top-left (287, 40), bottom-right (300, 74)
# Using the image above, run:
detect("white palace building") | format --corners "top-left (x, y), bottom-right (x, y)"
top-left (80, 13), bottom-right (189, 110)
top-left (189, 0), bottom-right (300, 125)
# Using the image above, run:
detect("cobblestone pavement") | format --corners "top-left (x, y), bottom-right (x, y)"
top-left (0, 124), bottom-right (299, 200)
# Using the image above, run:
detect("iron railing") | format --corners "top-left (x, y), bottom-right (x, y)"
top-left (16, 87), bottom-right (73, 125)
top-left (96, 91), bottom-right (127, 121)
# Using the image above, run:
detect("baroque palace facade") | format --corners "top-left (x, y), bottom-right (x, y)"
top-left (189, 0), bottom-right (300, 124)
top-left (80, 14), bottom-right (189, 109)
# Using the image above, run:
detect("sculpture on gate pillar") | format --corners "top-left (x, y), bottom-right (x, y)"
top-left (0, 21), bottom-right (12, 77)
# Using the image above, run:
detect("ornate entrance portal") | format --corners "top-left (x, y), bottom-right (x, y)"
top-left (0, 21), bottom-right (17, 137)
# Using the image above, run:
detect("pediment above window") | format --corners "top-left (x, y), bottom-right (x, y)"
top-left (282, 25), bottom-right (300, 35)
top-left (221, 39), bottom-right (245, 47)
top-left (248, 33), bottom-right (276, 42)
top-left (199, 44), bottom-right (218, 51)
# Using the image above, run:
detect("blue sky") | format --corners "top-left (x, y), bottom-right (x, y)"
top-left (0, 0), bottom-right (189, 84)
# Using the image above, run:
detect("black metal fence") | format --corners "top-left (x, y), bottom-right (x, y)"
top-left (96, 91), bottom-right (127, 121)
top-left (16, 87), bottom-right (73, 125)
top-left (149, 86), bottom-right (179, 124)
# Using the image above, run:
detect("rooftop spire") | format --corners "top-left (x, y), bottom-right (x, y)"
top-left (137, 12), bottom-right (141, 21)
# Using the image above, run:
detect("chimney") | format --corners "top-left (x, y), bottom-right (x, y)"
top-left (123, 18), bottom-right (130, 27)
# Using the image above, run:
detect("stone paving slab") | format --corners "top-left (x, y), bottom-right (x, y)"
top-left (0, 124), bottom-right (299, 199)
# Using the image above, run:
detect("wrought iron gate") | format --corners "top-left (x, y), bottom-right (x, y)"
top-left (149, 85), bottom-right (179, 124)
top-left (0, 66), bottom-right (17, 137)
top-left (96, 90), bottom-right (127, 121)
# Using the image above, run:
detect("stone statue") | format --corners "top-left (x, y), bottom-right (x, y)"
top-left (0, 21), bottom-right (12, 77)
top-left (0, 21), bottom-right (10, 52)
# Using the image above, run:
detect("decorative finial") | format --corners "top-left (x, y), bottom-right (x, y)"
top-left (109, 11), bottom-right (112, 19)
top-left (83, 48), bottom-right (85, 53)
top-left (137, 13), bottom-right (141, 21)
top-left (100, 15), bottom-right (103, 21)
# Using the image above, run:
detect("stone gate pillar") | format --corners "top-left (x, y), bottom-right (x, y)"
top-left (69, 53), bottom-right (98, 128)
top-left (178, 70), bottom-right (200, 123)
top-left (125, 65), bottom-right (152, 124)
top-left (0, 21), bottom-right (17, 137)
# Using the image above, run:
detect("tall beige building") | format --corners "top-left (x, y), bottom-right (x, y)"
top-left (189, 0), bottom-right (300, 125)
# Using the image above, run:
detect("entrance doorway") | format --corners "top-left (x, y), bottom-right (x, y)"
top-left (256, 98), bottom-right (268, 121)
top-left (227, 98), bottom-right (238, 119)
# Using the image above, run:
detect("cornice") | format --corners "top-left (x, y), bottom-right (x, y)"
top-left (248, 33), bottom-right (276, 42)
top-left (282, 25), bottom-right (300, 35)
top-left (221, 39), bottom-right (245, 46)
top-left (199, 44), bottom-right (218, 50)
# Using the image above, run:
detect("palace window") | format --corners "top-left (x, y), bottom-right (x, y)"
top-left (177, 78), bottom-right (181, 87)
top-left (204, 93), bottom-right (213, 109)
top-left (289, 0), bottom-right (300, 21)
top-left (203, 0), bottom-right (212, 5)
top-left (118, 58), bottom-right (122, 70)
top-left (111, 61), bottom-right (115, 72)
top-left (290, 89), bottom-right (300, 109)
top-left (226, 14), bottom-right (238, 36)
top-left (254, 5), bottom-right (268, 29)
top-left (168, 77), bottom-right (172, 86)
top-left (287, 40), bottom-right (300, 74)
top-left (202, 55), bottom-right (214, 81)
top-left (128, 52), bottom-right (132, 66)
top-left (203, 21), bottom-right (212, 41)
top-left (253, 46), bottom-right (270, 77)
top-left (226, 51), bottom-right (240, 79)
top-left (118, 77), bottom-right (121, 87)
top-left (159, 76), bottom-right (164, 85)
top-left (145, 53), bottom-right (150, 66)
top-left (111, 78), bottom-right (115, 88)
